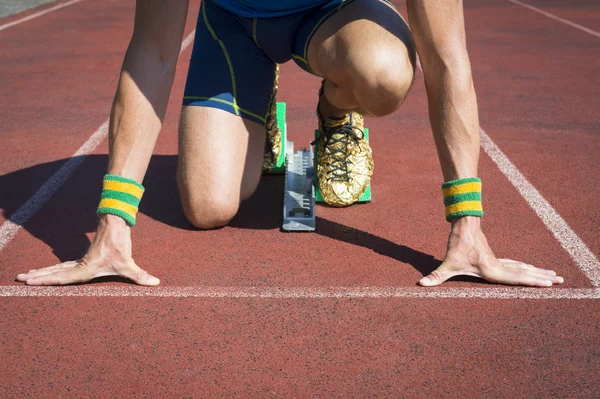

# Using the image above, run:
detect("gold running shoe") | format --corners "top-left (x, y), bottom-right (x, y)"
top-left (262, 64), bottom-right (282, 173)
top-left (314, 84), bottom-right (374, 207)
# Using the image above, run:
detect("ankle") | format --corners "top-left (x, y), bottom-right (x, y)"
top-left (318, 83), bottom-right (349, 120)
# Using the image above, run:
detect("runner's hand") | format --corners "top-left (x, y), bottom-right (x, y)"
top-left (419, 217), bottom-right (564, 287)
top-left (16, 215), bottom-right (159, 286)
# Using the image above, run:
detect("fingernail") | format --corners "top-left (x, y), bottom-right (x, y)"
top-left (421, 277), bottom-right (431, 284)
top-left (544, 280), bottom-right (553, 286)
top-left (557, 277), bottom-right (564, 283)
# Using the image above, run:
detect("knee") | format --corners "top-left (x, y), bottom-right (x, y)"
top-left (358, 47), bottom-right (414, 116)
top-left (333, 44), bottom-right (415, 116)
top-left (178, 180), bottom-right (239, 230)
top-left (182, 194), bottom-right (239, 230)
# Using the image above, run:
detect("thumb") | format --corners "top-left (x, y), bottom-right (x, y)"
top-left (121, 263), bottom-right (161, 286)
top-left (419, 263), bottom-right (455, 287)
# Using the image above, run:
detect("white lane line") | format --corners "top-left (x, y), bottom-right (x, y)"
top-left (0, 0), bottom-right (84, 32)
top-left (0, 30), bottom-right (196, 252)
top-left (1, 286), bottom-right (599, 299)
top-left (480, 129), bottom-right (600, 287)
top-left (507, 0), bottom-right (600, 39)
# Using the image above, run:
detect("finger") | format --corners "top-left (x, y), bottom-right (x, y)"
top-left (17, 261), bottom-right (79, 281)
top-left (501, 266), bottom-right (564, 284)
top-left (26, 261), bottom-right (79, 274)
top-left (498, 259), bottom-right (557, 276)
top-left (419, 262), bottom-right (466, 287)
top-left (21, 265), bottom-right (82, 281)
top-left (26, 264), bottom-right (96, 286)
top-left (119, 263), bottom-right (160, 286)
top-left (483, 267), bottom-right (559, 287)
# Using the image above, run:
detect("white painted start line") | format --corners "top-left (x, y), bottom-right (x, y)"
top-left (0, 286), bottom-right (599, 299)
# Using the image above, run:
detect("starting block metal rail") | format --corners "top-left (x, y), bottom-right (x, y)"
top-left (282, 141), bottom-right (316, 231)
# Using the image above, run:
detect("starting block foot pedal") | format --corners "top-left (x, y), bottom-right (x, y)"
top-left (264, 102), bottom-right (287, 174)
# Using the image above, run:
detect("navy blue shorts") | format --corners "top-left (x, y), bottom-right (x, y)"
top-left (182, 0), bottom-right (376, 125)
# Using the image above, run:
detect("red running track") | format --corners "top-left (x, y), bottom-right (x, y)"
top-left (0, 0), bottom-right (599, 397)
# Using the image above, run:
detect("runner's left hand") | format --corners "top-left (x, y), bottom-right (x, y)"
top-left (419, 217), bottom-right (564, 287)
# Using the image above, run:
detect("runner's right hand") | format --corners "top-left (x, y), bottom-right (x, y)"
top-left (16, 214), bottom-right (160, 286)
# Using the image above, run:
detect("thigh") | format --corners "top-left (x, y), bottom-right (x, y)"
top-left (293, 0), bottom-right (416, 77)
top-left (177, 106), bottom-right (265, 209)
top-left (183, 0), bottom-right (277, 126)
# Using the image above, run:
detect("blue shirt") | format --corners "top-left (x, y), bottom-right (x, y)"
top-left (213, 0), bottom-right (330, 17)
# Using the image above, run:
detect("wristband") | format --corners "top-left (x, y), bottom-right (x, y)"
top-left (97, 174), bottom-right (145, 226)
top-left (442, 177), bottom-right (483, 221)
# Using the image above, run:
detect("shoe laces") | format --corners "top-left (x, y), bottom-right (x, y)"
top-left (312, 116), bottom-right (365, 182)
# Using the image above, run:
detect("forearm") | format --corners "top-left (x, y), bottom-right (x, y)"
top-left (107, 39), bottom-right (178, 182)
top-left (407, 0), bottom-right (480, 181)
top-left (107, 0), bottom-right (189, 182)
top-left (423, 58), bottom-right (480, 181)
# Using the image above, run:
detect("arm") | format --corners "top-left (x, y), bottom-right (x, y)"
top-left (406, 0), bottom-right (563, 287)
top-left (17, 1), bottom-right (190, 286)
top-left (109, 0), bottom-right (189, 182)
top-left (407, 0), bottom-right (479, 182)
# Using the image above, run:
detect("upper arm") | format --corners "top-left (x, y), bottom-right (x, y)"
top-left (406, 0), bottom-right (470, 75)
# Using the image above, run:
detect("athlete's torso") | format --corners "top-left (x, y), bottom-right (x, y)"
top-left (212, 0), bottom-right (330, 17)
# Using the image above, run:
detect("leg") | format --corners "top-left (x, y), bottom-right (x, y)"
top-left (177, 107), bottom-right (265, 229)
top-left (178, 1), bottom-right (277, 229)
top-left (288, 0), bottom-right (416, 207)
top-left (307, 0), bottom-right (416, 118)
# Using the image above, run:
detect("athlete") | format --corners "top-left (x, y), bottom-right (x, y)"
top-left (17, 0), bottom-right (563, 287)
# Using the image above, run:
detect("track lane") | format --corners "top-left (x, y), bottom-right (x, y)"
top-left (0, 64), bottom-right (591, 287)
top-left (0, 0), bottom-right (130, 177)
top-left (511, 0), bottom-right (600, 33)
top-left (0, 0), bottom-right (81, 29)
top-left (1, 298), bottom-right (599, 397)
top-left (464, 0), bottom-right (600, 259)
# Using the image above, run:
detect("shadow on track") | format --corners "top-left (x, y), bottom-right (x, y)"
top-left (0, 154), bottom-right (444, 278)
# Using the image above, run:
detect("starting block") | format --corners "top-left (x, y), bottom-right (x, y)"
top-left (272, 102), bottom-right (371, 232)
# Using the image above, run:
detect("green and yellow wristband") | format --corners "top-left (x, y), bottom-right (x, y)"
top-left (97, 174), bottom-right (145, 226)
top-left (442, 177), bottom-right (483, 221)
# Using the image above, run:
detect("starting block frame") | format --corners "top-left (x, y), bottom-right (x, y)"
top-left (271, 102), bottom-right (371, 232)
